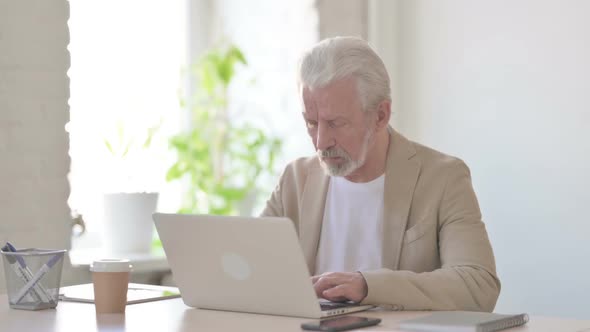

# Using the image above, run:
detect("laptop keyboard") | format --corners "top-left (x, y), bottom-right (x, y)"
top-left (320, 302), bottom-right (358, 311)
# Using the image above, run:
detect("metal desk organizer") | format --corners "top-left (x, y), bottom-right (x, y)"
top-left (1, 244), bottom-right (66, 310)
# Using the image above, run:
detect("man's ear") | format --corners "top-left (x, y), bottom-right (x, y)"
top-left (375, 99), bottom-right (391, 131)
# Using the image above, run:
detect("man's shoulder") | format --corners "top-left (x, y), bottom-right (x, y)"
top-left (283, 155), bottom-right (322, 176)
top-left (415, 142), bottom-right (463, 165)
top-left (399, 133), bottom-right (468, 172)
top-left (273, 155), bottom-right (323, 196)
top-left (391, 133), bottom-right (474, 200)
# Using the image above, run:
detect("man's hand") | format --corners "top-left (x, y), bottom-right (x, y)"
top-left (311, 272), bottom-right (368, 303)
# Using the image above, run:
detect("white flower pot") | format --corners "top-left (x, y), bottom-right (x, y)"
top-left (103, 192), bottom-right (158, 255)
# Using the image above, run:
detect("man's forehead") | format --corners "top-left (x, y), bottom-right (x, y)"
top-left (302, 79), bottom-right (360, 110)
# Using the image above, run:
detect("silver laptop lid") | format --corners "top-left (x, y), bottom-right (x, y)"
top-left (153, 213), bottom-right (326, 318)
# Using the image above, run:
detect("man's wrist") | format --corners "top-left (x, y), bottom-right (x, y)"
top-left (355, 271), bottom-right (369, 302)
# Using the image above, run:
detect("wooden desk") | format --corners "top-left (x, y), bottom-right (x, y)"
top-left (1, 295), bottom-right (589, 332)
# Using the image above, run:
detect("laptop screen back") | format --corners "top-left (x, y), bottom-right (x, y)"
top-left (153, 213), bottom-right (324, 318)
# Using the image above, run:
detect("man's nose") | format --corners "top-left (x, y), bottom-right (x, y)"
top-left (316, 123), bottom-right (334, 151)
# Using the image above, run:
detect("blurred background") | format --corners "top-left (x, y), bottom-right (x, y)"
top-left (1, 0), bottom-right (588, 319)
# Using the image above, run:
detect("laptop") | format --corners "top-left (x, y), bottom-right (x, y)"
top-left (153, 213), bottom-right (374, 318)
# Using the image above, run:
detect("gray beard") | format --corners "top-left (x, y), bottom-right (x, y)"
top-left (318, 128), bottom-right (374, 177)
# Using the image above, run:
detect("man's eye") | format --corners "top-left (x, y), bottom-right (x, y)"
top-left (306, 121), bottom-right (317, 129)
top-left (328, 120), bottom-right (344, 128)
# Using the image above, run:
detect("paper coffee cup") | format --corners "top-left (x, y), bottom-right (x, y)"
top-left (90, 259), bottom-right (132, 314)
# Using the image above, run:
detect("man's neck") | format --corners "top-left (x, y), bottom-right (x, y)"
top-left (344, 130), bottom-right (391, 183)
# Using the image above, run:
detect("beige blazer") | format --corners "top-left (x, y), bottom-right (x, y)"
top-left (261, 128), bottom-right (500, 312)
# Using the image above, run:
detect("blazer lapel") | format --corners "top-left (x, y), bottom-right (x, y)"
top-left (382, 128), bottom-right (421, 270)
top-left (299, 165), bottom-right (330, 275)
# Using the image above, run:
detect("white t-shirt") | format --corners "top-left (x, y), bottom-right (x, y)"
top-left (314, 174), bottom-right (385, 275)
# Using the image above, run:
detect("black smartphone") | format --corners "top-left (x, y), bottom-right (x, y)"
top-left (301, 316), bottom-right (382, 332)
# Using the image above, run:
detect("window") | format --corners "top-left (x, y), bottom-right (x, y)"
top-left (67, 0), bottom-right (318, 251)
top-left (67, 0), bottom-right (186, 249)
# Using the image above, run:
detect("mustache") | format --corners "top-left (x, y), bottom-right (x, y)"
top-left (318, 147), bottom-right (347, 158)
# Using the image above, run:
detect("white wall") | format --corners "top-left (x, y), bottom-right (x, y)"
top-left (317, 0), bottom-right (368, 40)
top-left (371, 0), bottom-right (590, 319)
top-left (0, 0), bottom-right (72, 291)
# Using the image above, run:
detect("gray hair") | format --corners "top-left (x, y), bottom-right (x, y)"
top-left (298, 36), bottom-right (391, 112)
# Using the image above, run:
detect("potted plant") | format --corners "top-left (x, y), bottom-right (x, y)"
top-left (166, 44), bottom-right (282, 215)
top-left (101, 119), bottom-right (162, 254)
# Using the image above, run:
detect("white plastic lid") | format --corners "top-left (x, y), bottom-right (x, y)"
top-left (90, 258), bottom-right (133, 272)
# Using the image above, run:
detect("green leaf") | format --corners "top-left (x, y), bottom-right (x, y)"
top-left (123, 138), bottom-right (136, 158)
top-left (166, 162), bottom-right (187, 182)
top-left (200, 64), bottom-right (216, 95)
top-left (229, 46), bottom-right (247, 65)
top-left (217, 59), bottom-right (232, 85)
top-left (143, 120), bottom-right (162, 149)
top-left (104, 139), bottom-right (114, 155)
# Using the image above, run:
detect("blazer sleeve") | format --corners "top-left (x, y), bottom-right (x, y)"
top-left (360, 160), bottom-right (501, 312)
